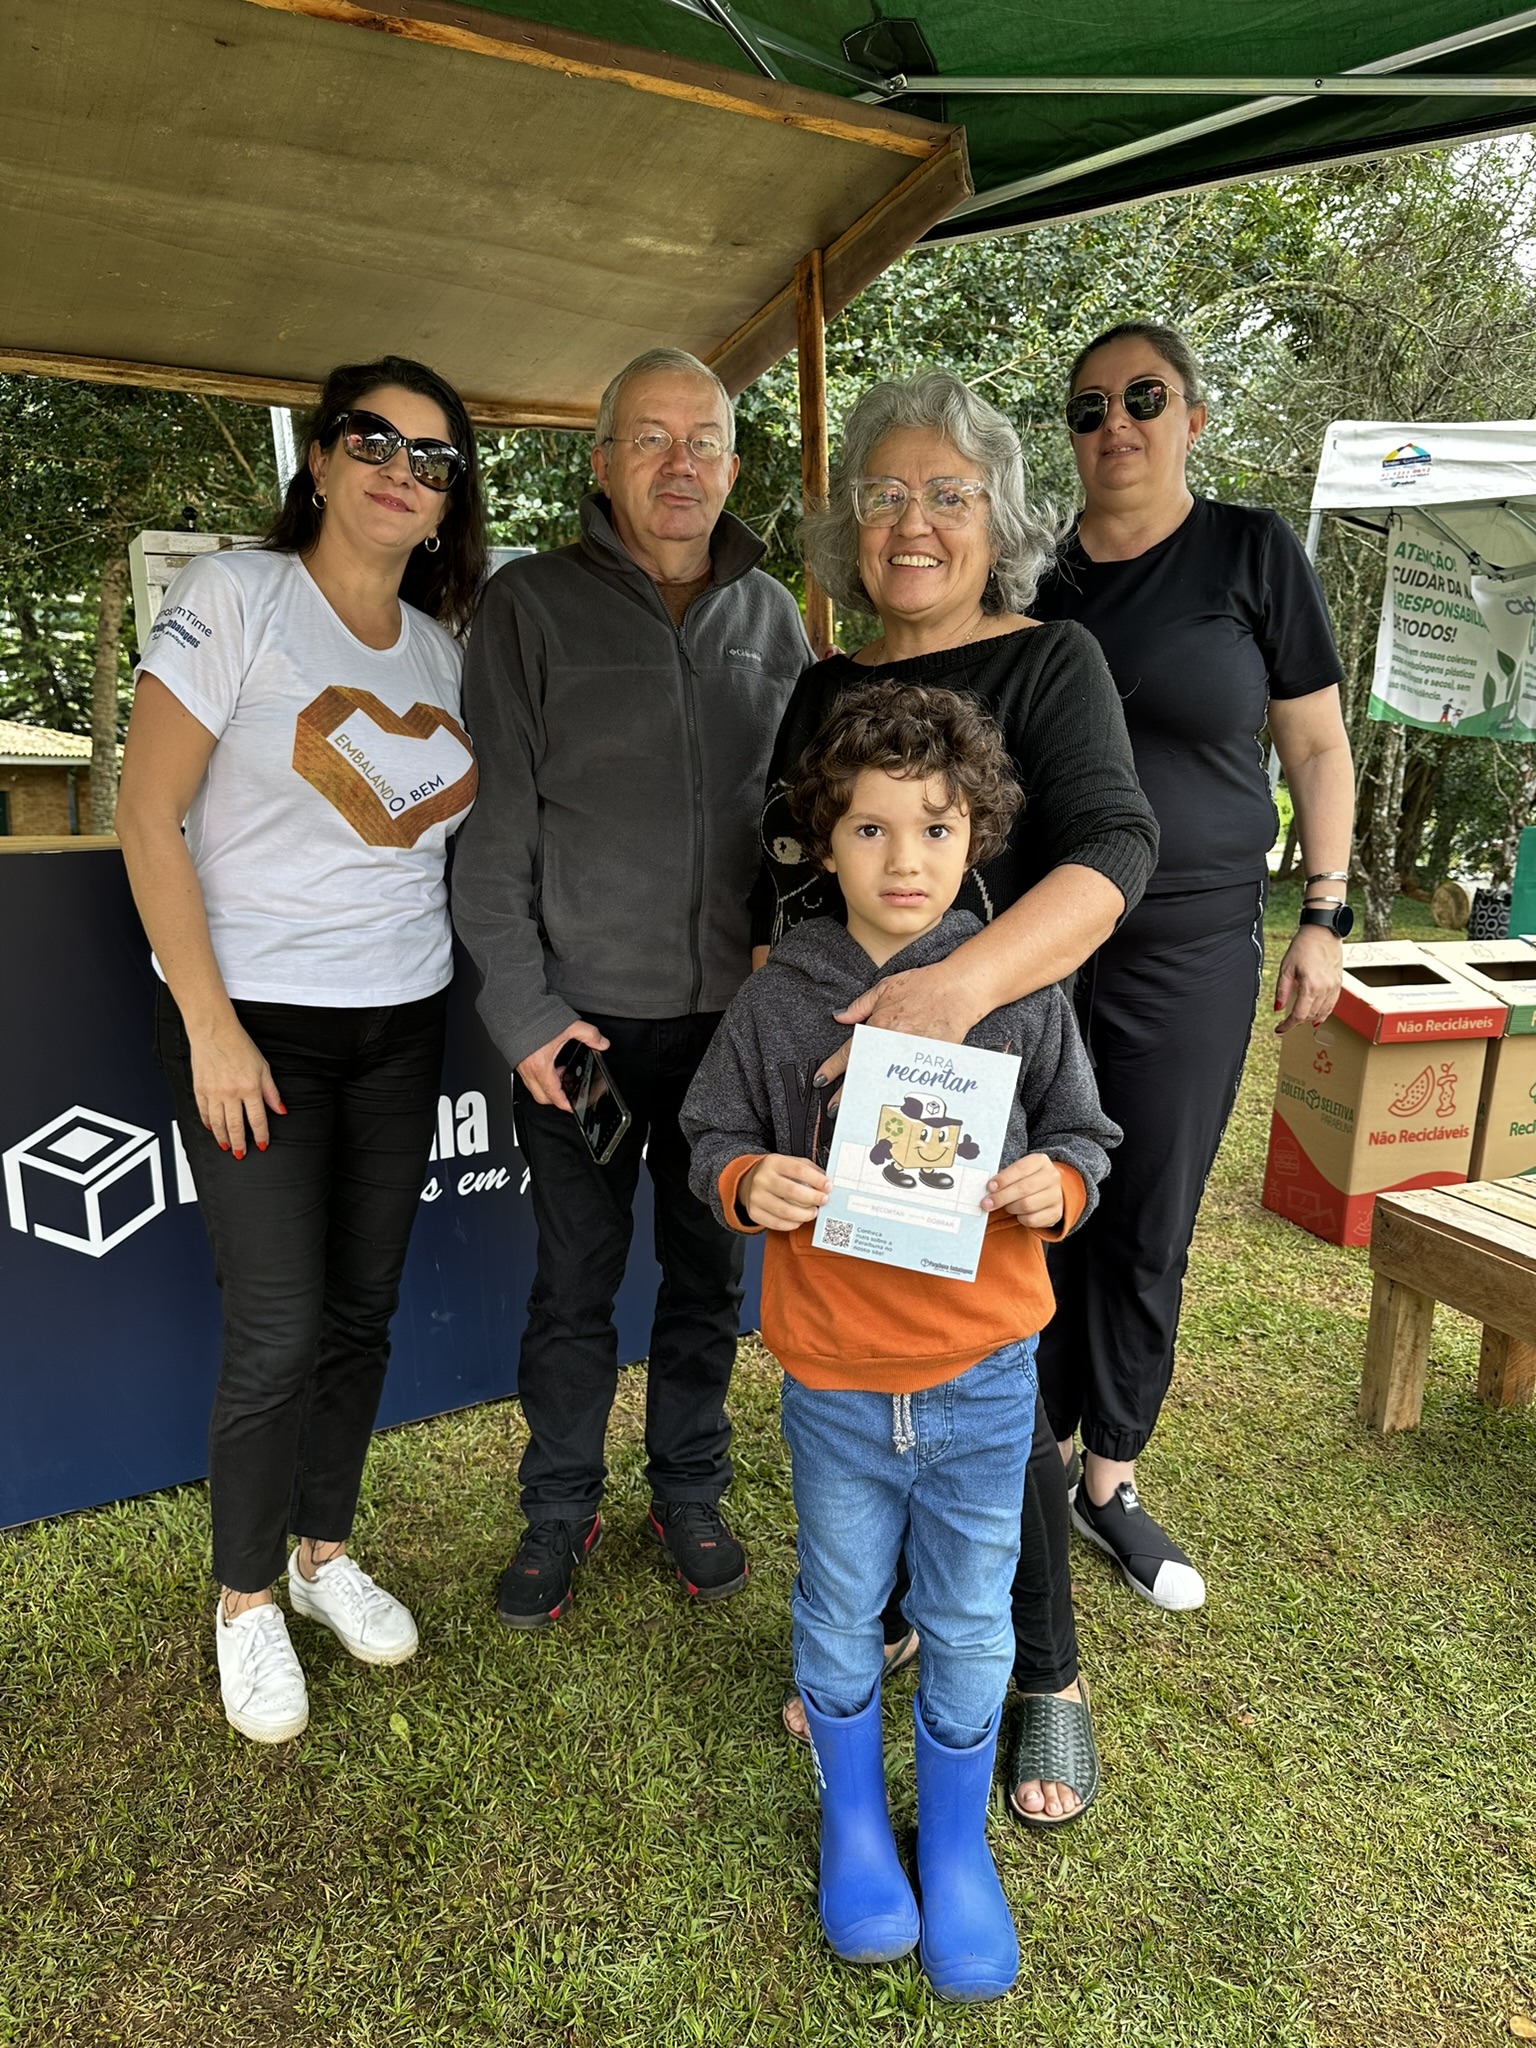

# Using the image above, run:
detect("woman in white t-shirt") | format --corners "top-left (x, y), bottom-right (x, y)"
top-left (117, 356), bottom-right (485, 1744)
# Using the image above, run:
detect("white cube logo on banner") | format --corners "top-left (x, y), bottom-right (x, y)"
top-left (2, 1106), bottom-right (166, 1257)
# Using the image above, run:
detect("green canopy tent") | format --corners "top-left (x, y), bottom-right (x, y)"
top-left (466, 2), bottom-right (1536, 241)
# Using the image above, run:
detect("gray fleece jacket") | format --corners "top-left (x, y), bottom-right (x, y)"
top-left (682, 909), bottom-right (1121, 1226)
top-left (451, 495), bottom-right (812, 1069)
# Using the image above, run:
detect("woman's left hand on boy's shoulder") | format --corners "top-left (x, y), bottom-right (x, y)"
top-left (818, 961), bottom-right (986, 1086)
top-left (982, 1152), bottom-right (1064, 1230)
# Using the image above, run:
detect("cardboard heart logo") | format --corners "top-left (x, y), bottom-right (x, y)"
top-left (292, 687), bottom-right (477, 848)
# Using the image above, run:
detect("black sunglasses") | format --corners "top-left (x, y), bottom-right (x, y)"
top-left (1064, 376), bottom-right (1187, 436)
top-left (330, 409), bottom-right (464, 493)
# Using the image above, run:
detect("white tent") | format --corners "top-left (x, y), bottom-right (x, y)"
top-left (1303, 419), bottom-right (1536, 748)
top-left (1307, 419), bottom-right (1536, 574)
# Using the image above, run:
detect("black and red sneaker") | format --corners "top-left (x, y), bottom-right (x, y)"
top-left (648, 1500), bottom-right (748, 1601)
top-left (495, 1513), bottom-right (602, 1630)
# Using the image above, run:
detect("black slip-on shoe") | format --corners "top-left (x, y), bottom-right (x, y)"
top-left (648, 1499), bottom-right (748, 1601)
top-left (1070, 1481), bottom-right (1205, 1611)
top-left (496, 1513), bottom-right (602, 1630)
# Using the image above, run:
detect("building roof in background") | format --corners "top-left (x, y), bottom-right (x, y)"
top-left (0, 722), bottom-right (93, 766)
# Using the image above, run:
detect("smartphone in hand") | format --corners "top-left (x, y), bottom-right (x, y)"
top-left (553, 1038), bottom-right (632, 1166)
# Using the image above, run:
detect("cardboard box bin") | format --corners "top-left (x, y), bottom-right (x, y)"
top-left (1262, 942), bottom-right (1504, 1246)
top-left (1421, 940), bottom-right (1536, 1181)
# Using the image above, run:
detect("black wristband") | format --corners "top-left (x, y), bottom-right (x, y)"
top-left (1299, 903), bottom-right (1354, 937)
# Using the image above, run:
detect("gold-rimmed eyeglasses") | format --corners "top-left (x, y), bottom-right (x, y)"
top-left (853, 477), bottom-right (989, 529)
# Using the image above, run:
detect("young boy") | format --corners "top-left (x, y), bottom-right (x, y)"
top-left (681, 684), bottom-right (1119, 2003)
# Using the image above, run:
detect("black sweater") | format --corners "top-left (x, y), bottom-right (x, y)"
top-left (748, 621), bottom-right (1159, 947)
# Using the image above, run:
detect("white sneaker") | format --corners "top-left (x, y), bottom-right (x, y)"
top-left (287, 1552), bottom-right (419, 1665)
top-left (215, 1601), bottom-right (309, 1743)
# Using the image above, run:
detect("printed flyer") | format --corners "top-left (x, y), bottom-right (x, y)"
top-left (1369, 510), bottom-right (1536, 740)
top-left (811, 1024), bottom-right (1021, 1283)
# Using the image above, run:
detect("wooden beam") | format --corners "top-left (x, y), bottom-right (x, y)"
top-left (240, 0), bottom-right (937, 155)
top-left (0, 350), bottom-right (594, 430)
top-left (1360, 1272), bottom-right (1435, 1433)
top-left (0, 349), bottom-right (322, 412)
top-left (709, 132), bottom-right (972, 396)
top-left (796, 250), bottom-right (833, 657)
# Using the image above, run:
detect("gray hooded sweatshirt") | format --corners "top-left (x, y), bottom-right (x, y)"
top-left (451, 494), bottom-right (812, 1069)
top-left (682, 909), bottom-right (1120, 1221)
top-left (681, 911), bottom-right (1120, 1388)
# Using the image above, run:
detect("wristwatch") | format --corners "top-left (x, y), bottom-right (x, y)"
top-left (1298, 900), bottom-right (1354, 937)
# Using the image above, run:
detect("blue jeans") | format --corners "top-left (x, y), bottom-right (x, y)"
top-left (780, 1338), bottom-right (1038, 1749)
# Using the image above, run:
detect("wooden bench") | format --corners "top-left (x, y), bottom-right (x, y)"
top-left (1361, 1177), bottom-right (1536, 1431)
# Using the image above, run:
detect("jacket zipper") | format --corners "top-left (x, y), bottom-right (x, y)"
top-left (677, 612), bottom-right (706, 1012)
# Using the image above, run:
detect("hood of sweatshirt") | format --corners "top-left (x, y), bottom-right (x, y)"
top-left (746, 910), bottom-right (1026, 1168)
top-left (760, 908), bottom-right (986, 1015)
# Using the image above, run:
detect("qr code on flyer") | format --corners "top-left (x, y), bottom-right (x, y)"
top-left (821, 1217), bottom-right (853, 1249)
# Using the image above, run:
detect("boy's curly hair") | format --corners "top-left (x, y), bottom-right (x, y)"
top-left (788, 683), bottom-right (1023, 870)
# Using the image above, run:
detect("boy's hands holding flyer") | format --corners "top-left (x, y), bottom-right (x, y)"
top-left (981, 1153), bottom-right (1065, 1231)
top-left (741, 1156), bottom-right (830, 1231)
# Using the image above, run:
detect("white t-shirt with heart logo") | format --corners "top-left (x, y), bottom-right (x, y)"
top-left (135, 549), bottom-right (477, 1006)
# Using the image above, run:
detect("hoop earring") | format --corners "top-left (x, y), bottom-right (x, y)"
top-left (423, 533), bottom-right (441, 554)
top-left (311, 490), bottom-right (325, 509)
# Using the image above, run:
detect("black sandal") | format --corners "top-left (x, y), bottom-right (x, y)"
top-left (780, 1627), bottom-right (919, 1747)
top-left (1005, 1684), bottom-right (1100, 1828)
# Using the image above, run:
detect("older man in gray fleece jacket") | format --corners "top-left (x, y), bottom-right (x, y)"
top-left (452, 347), bottom-right (813, 1631)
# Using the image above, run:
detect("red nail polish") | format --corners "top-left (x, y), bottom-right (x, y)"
top-left (257, 1141), bottom-right (268, 1152)
top-left (219, 1142), bottom-right (230, 1152)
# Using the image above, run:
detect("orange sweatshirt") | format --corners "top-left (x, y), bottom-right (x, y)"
top-left (717, 1155), bottom-right (1087, 1392)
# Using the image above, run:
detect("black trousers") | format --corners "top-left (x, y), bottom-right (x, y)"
top-left (1037, 881), bottom-right (1266, 1461)
top-left (155, 983), bottom-right (447, 1593)
top-left (513, 1011), bottom-right (745, 1522)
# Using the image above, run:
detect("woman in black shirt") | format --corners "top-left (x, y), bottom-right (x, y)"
top-left (1031, 320), bottom-right (1354, 1614)
top-left (756, 370), bottom-right (1158, 1828)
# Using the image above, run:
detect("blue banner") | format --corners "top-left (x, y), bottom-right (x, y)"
top-left (0, 848), bottom-right (760, 1527)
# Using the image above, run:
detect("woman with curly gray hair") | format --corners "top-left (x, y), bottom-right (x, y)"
top-left (753, 369), bottom-right (1158, 1830)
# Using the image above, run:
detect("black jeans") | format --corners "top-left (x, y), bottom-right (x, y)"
top-left (155, 983), bottom-right (446, 1592)
top-left (1038, 881), bottom-right (1267, 1460)
top-left (513, 1011), bottom-right (745, 1522)
top-left (881, 1384), bottom-right (1079, 1695)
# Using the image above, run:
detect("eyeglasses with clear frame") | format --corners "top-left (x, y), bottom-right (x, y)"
top-left (600, 429), bottom-right (730, 463)
top-left (853, 477), bottom-right (989, 529)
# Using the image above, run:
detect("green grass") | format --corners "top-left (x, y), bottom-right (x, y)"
top-left (4, 895), bottom-right (1534, 2048)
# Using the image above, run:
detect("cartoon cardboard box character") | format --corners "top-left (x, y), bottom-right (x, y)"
top-left (869, 1095), bottom-right (980, 1190)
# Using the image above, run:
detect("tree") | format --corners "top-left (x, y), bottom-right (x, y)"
top-left (0, 378), bottom-right (277, 821)
top-left (1191, 145), bottom-right (1536, 933)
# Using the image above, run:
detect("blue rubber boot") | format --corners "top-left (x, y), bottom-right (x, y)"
top-left (800, 1688), bottom-right (920, 1963)
top-left (913, 1697), bottom-right (1019, 2002)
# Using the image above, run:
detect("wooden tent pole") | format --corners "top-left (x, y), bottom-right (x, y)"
top-left (795, 250), bottom-right (833, 656)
